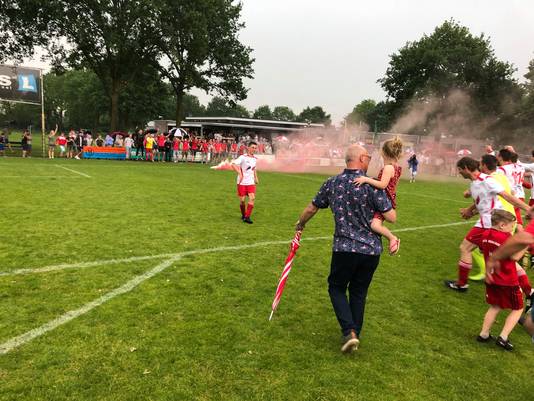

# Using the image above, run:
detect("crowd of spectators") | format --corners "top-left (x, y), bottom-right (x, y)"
top-left (0, 128), bottom-right (273, 163)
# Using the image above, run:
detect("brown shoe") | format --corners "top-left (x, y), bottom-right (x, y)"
top-left (341, 330), bottom-right (360, 353)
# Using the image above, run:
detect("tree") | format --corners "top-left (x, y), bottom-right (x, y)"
top-left (206, 96), bottom-right (249, 118)
top-left (519, 58), bottom-right (534, 125)
top-left (379, 19), bottom-right (518, 125)
top-left (152, 0), bottom-right (254, 125)
top-left (0, 0), bottom-right (52, 62)
top-left (253, 105), bottom-right (273, 120)
top-left (181, 94), bottom-right (206, 118)
top-left (48, 0), bottom-right (159, 132)
top-left (297, 106), bottom-right (331, 125)
top-left (272, 106), bottom-right (296, 122)
top-left (345, 99), bottom-right (377, 127)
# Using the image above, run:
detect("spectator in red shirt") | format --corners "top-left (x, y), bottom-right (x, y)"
top-left (181, 138), bottom-right (190, 162)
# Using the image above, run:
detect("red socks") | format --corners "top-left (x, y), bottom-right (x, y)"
top-left (240, 202), bottom-right (246, 217)
top-left (457, 260), bottom-right (472, 286)
top-left (245, 204), bottom-right (254, 218)
top-left (518, 270), bottom-right (532, 296)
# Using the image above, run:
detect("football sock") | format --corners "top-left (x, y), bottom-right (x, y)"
top-left (517, 271), bottom-right (532, 296)
top-left (240, 202), bottom-right (246, 217)
top-left (245, 204), bottom-right (254, 218)
top-left (458, 260), bottom-right (471, 286)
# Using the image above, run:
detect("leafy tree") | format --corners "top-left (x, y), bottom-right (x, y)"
top-left (272, 106), bottom-right (296, 122)
top-left (519, 58), bottom-right (534, 125)
top-left (379, 19), bottom-right (518, 124)
top-left (345, 99), bottom-right (377, 127)
top-left (152, 0), bottom-right (254, 125)
top-left (253, 105), bottom-right (273, 120)
top-left (0, 0), bottom-right (51, 62)
top-left (181, 94), bottom-right (206, 118)
top-left (297, 106), bottom-right (331, 125)
top-left (206, 96), bottom-right (249, 118)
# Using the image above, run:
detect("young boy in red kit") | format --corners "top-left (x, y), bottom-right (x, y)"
top-left (478, 209), bottom-right (526, 350)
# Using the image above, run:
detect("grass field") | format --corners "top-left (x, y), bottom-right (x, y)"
top-left (0, 157), bottom-right (532, 401)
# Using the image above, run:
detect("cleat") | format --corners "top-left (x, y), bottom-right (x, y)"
top-left (476, 334), bottom-right (495, 343)
top-left (243, 217), bottom-right (253, 224)
top-left (444, 280), bottom-right (469, 292)
top-left (496, 336), bottom-right (514, 351)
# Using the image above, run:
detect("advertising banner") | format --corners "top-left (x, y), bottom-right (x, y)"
top-left (0, 64), bottom-right (42, 105)
top-left (83, 146), bottom-right (126, 160)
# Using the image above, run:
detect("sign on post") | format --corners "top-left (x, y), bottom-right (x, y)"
top-left (0, 64), bottom-right (42, 105)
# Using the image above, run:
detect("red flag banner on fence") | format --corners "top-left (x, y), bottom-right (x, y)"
top-left (269, 230), bottom-right (302, 321)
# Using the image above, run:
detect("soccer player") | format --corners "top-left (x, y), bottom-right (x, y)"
top-left (497, 148), bottom-right (526, 229)
top-left (478, 210), bottom-right (525, 350)
top-left (232, 141), bottom-right (259, 224)
top-left (445, 157), bottom-right (530, 292)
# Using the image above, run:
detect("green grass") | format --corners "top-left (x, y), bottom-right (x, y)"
top-left (0, 157), bottom-right (532, 400)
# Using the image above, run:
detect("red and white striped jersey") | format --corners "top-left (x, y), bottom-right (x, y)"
top-left (232, 154), bottom-right (257, 185)
top-left (470, 173), bottom-right (505, 228)
top-left (498, 163), bottom-right (525, 198)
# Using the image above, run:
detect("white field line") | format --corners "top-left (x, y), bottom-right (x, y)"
top-left (55, 164), bottom-right (91, 178)
top-left (2, 175), bottom-right (77, 178)
top-left (0, 257), bottom-right (180, 355)
top-left (0, 221), bottom-right (472, 278)
top-left (277, 173), bottom-right (470, 204)
top-left (397, 191), bottom-right (470, 204)
top-left (0, 220), bottom-right (472, 355)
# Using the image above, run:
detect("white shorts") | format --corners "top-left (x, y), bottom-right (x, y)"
top-left (59, 145), bottom-right (66, 152)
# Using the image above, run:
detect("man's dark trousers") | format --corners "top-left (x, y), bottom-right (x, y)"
top-left (328, 251), bottom-right (380, 337)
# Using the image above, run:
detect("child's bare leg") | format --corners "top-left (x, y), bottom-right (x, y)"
top-left (499, 309), bottom-right (523, 340)
top-left (370, 218), bottom-right (397, 243)
top-left (480, 305), bottom-right (500, 337)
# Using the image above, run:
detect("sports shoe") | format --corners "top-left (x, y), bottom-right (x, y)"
top-left (243, 217), bottom-right (253, 224)
top-left (525, 292), bottom-right (534, 313)
top-left (341, 330), bottom-right (360, 353)
top-left (444, 280), bottom-right (469, 292)
top-left (496, 336), bottom-right (514, 351)
top-left (476, 334), bottom-right (495, 343)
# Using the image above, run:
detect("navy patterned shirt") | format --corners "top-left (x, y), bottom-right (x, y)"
top-left (312, 169), bottom-right (392, 255)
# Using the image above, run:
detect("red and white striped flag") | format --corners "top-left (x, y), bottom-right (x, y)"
top-left (269, 230), bottom-right (302, 321)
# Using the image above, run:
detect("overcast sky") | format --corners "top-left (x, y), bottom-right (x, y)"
top-left (24, 0), bottom-right (534, 124)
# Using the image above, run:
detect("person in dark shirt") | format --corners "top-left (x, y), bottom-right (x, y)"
top-left (295, 144), bottom-right (396, 353)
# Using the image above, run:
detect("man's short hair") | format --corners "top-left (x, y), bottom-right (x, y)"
top-left (457, 157), bottom-right (479, 172)
top-left (498, 148), bottom-right (514, 162)
top-left (248, 141), bottom-right (257, 146)
top-left (480, 154), bottom-right (498, 172)
top-left (491, 209), bottom-right (516, 226)
top-left (511, 152), bottom-right (518, 163)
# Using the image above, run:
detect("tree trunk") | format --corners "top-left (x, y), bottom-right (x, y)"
top-left (175, 89), bottom-right (184, 127)
top-left (110, 79), bottom-right (120, 132)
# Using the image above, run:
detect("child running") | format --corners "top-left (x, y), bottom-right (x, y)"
top-left (478, 209), bottom-right (526, 350)
top-left (354, 138), bottom-right (403, 255)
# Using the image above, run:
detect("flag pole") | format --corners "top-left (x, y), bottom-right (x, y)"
top-left (40, 69), bottom-right (45, 158)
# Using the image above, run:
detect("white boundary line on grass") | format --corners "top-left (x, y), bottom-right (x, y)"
top-left (0, 257), bottom-right (181, 355)
top-left (1, 175), bottom-right (78, 178)
top-left (276, 173), bottom-right (470, 204)
top-left (55, 164), bottom-right (91, 178)
top-left (0, 221), bottom-right (472, 278)
top-left (397, 191), bottom-right (470, 204)
top-left (0, 220), bottom-right (472, 355)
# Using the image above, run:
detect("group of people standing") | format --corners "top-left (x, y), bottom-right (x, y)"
top-left (41, 127), bottom-right (270, 162)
